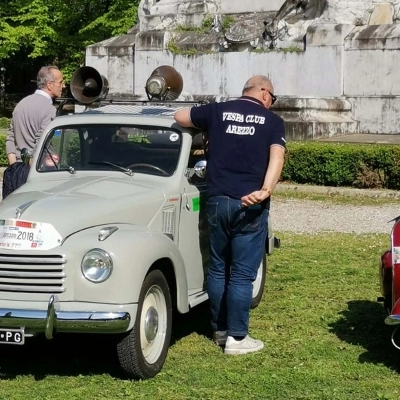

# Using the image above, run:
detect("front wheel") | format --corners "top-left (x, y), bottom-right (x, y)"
top-left (116, 270), bottom-right (172, 379)
top-left (251, 256), bottom-right (266, 309)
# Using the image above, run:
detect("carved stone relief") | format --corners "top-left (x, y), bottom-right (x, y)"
top-left (137, 0), bottom-right (400, 50)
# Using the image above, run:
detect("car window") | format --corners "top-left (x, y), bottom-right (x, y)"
top-left (187, 132), bottom-right (207, 186)
top-left (37, 124), bottom-right (182, 176)
top-left (188, 132), bottom-right (206, 167)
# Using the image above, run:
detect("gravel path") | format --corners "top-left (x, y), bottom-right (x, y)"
top-left (270, 199), bottom-right (400, 234)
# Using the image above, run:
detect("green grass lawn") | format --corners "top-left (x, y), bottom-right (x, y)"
top-left (0, 232), bottom-right (398, 400)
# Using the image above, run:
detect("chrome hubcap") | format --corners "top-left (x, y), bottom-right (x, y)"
top-left (144, 306), bottom-right (159, 342)
top-left (140, 284), bottom-right (168, 363)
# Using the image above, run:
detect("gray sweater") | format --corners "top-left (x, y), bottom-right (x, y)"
top-left (6, 92), bottom-right (56, 161)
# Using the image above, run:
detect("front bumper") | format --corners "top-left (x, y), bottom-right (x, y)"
top-left (0, 295), bottom-right (131, 339)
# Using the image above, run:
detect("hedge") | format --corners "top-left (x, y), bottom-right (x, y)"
top-left (0, 117), bottom-right (10, 129)
top-left (283, 142), bottom-right (400, 190)
top-left (0, 117), bottom-right (10, 167)
top-left (0, 135), bottom-right (7, 166)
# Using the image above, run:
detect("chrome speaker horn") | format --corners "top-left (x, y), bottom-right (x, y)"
top-left (145, 65), bottom-right (183, 101)
top-left (70, 66), bottom-right (109, 104)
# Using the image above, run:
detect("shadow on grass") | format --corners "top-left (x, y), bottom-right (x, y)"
top-left (0, 333), bottom-right (122, 380)
top-left (0, 303), bottom-right (212, 380)
top-left (329, 300), bottom-right (400, 372)
top-left (171, 300), bottom-right (212, 346)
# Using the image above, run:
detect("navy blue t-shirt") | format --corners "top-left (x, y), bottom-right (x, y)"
top-left (190, 96), bottom-right (286, 206)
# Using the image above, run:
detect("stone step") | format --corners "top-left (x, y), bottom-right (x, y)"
top-left (273, 97), bottom-right (359, 141)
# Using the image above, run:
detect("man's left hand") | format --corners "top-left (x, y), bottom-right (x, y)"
top-left (7, 153), bottom-right (17, 165)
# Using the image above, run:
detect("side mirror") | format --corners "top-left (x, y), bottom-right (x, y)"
top-left (194, 160), bottom-right (207, 178)
top-left (21, 148), bottom-right (33, 165)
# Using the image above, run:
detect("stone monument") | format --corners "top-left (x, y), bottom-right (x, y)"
top-left (86, 0), bottom-right (400, 139)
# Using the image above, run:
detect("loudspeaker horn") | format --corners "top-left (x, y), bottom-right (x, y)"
top-left (145, 65), bottom-right (183, 101)
top-left (70, 66), bottom-right (109, 104)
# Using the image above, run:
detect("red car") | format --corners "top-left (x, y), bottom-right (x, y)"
top-left (379, 216), bottom-right (400, 349)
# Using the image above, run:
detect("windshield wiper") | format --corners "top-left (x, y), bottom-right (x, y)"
top-left (44, 145), bottom-right (59, 170)
top-left (88, 161), bottom-right (133, 176)
top-left (44, 145), bottom-right (75, 174)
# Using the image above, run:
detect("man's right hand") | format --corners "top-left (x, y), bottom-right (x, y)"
top-left (241, 189), bottom-right (271, 207)
top-left (7, 153), bottom-right (17, 165)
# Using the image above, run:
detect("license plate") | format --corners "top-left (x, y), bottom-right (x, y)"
top-left (0, 328), bottom-right (25, 345)
top-left (0, 219), bottom-right (62, 251)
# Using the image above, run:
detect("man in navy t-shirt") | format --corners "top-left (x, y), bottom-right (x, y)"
top-left (174, 75), bottom-right (286, 355)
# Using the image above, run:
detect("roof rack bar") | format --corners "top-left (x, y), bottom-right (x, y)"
top-left (99, 99), bottom-right (208, 107)
top-left (53, 97), bottom-right (208, 116)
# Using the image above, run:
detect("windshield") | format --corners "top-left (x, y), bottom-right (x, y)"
top-left (37, 124), bottom-right (182, 176)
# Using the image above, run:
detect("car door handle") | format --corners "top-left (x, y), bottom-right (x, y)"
top-left (183, 189), bottom-right (191, 211)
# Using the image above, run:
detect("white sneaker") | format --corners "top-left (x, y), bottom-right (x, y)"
top-left (213, 330), bottom-right (228, 346)
top-left (224, 335), bottom-right (264, 355)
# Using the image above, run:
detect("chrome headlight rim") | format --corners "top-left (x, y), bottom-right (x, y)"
top-left (81, 248), bottom-right (113, 283)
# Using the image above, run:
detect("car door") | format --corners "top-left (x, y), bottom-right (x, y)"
top-left (177, 137), bottom-right (209, 294)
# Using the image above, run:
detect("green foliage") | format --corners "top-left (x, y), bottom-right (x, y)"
top-left (0, 117), bottom-right (10, 129)
top-left (250, 48), bottom-right (267, 53)
top-left (279, 45), bottom-right (303, 53)
top-left (202, 16), bottom-right (213, 30)
top-left (65, 132), bottom-right (81, 167)
top-left (221, 15), bottom-right (235, 31)
top-left (0, 0), bottom-right (139, 83)
top-left (282, 142), bottom-right (400, 189)
top-left (0, 135), bottom-right (8, 165)
top-left (168, 14), bottom-right (236, 55)
top-left (175, 24), bottom-right (205, 33)
top-left (165, 36), bottom-right (179, 54)
top-left (174, 14), bottom-right (235, 34)
top-left (165, 36), bottom-right (198, 55)
top-left (251, 45), bottom-right (303, 53)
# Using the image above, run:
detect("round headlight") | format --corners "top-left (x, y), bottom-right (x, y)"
top-left (81, 249), bottom-right (113, 283)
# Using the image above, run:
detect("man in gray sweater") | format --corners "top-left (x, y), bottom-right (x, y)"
top-left (3, 66), bottom-right (64, 198)
top-left (6, 65), bottom-right (64, 164)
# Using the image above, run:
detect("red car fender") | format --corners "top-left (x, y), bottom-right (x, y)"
top-left (380, 250), bottom-right (392, 300)
top-left (392, 220), bottom-right (400, 306)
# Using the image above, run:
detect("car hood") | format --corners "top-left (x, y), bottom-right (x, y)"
top-left (0, 175), bottom-right (165, 237)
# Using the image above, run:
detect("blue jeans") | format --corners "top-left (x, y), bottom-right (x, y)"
top-left (206, 195), bottom-right (268, 337)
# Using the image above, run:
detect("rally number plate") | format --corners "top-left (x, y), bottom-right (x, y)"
top-left (0, 328), bottom-right (25, 345)
top-left (0, 219), bottom-right (62, 251)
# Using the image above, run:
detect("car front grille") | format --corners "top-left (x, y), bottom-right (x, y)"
top-left (0, 253), bottom-right (66, 294)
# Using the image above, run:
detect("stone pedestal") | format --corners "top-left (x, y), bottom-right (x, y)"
top-left (86, 33), bottom-right (137, 94)
top-left (274, 98), bottom-right (359, 140)
top-left (85, 0), bottom-right (400, 137)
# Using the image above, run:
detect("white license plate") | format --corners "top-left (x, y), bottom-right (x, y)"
top-left (0, 219), bottom-right (62, 251)
top-left (0, 328), bottom-right (25, 345)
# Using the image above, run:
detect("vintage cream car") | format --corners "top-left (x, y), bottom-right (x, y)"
top-left (0, 102), bottom-right (279, 379)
